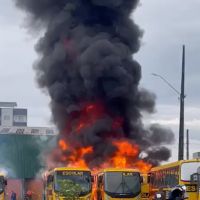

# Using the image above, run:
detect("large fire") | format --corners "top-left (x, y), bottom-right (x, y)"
top-left (111, 140), bottom-right (139, 168)
top-left (56, 102), bottom-right (152, 173)
top-left (59, 139), bottom-right (94, 168)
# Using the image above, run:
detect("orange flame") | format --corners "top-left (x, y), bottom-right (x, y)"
top-left (113, 140), bottom-right (139, 157)
top-left (110, 140), bottom-right (139, 168)
top-left (68, 147), bottom-right (93, 168)
top-left (59, 139), bottom-right (68, 151)
top-left (134, 160), bottom-right (152, 173)
top-left (58, 139), bottom-right (94, 168)
top-left (58, 139), bottom-right (152, 172)
top-left (96, 140), bottom-right (152, 173)
top-left (56, 102), bottom-right (152, 173)
top-left (80, 146), bottom-right (93, 156)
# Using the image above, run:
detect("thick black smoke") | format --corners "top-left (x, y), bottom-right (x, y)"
top-left (14, 0), bottom-right (174, 168)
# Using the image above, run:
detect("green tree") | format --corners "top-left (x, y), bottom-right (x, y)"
top-left (57, 179), bottom-right (82, 199)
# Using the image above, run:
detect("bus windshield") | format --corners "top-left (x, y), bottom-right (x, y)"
top-left (105, 172), bottom-right (141, 198)
top-left (54, 171), bottom-right (91, 196)
top-left (181, 162), bottom-right (200, 181)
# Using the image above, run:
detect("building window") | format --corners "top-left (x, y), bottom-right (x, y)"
top-left (3, 115), bottom-right (10, 121)
top-left (13, 115), bottom-right (27, 123)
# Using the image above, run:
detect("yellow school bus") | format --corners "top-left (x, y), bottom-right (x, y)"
top-left (93, 168), bottom-right (142, 200)
top-left (141, 174), bottom-right (150, 200)
top-left (0, 174), bottom-right (7, 200)
top-left (44, 167), bottom-right (93, 200)
top-left (149, 159), bottom-right (200, 200)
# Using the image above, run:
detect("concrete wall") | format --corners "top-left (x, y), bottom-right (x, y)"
top-left (6, 179), bottom-right (43, 200)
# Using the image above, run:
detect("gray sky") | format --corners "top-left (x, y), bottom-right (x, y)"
top-left (1, 0), bottom-right (200, 160)
top-left (135, 0), bottom-right (200, 160)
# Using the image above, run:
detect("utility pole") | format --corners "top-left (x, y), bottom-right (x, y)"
top-left (178, 45), bottom-right (186, 161)
top-left (152, 45), bottom-right (186, 161)
top-left (186, 129), bottom-right (189, 160)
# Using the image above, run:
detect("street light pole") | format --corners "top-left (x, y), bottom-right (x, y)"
top-left (152, 45), bottom-right (186, 161)
top-left (178, 45), bottom-right (185, 161)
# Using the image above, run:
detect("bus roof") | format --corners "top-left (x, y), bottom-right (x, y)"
top-left (99, 168), bottom-right (140, 173)
top-left (151, 159), bottom-right (200, 172)
top-left (51, 167), bottom-right (91, 172)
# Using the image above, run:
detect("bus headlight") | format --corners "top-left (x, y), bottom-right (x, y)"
top-left (182, 185), bottom-right (187, 191)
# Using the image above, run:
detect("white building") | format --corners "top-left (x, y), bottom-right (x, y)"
top-left (0, 102), bottom-right (27, 127)
top-left (0, 102), bottom-right (57, 135)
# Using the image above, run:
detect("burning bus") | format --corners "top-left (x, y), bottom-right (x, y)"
top-left (44, 167), bottom-right (93, 200)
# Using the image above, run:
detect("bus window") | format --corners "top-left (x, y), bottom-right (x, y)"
top-left (55, 171), bottom-right (92, 196)
top-left (181, 162), bottom-right (200, 181)
top-left (104, 172), bottom-right (141, 198)
top-left (96, 169), bottom-right (142, 199)
top-left (44, 169), bottom-right (93, 200)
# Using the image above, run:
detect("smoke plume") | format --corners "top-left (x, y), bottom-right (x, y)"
top-left (14, 0), bottom-right (174, 169)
